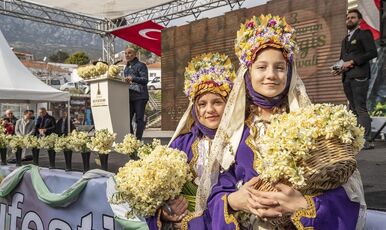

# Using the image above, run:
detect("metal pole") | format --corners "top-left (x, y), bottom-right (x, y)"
top-left (67, 99), bottom-right (71, 135)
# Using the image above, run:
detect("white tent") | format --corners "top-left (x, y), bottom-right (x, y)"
top-left (0, 30), bottom-right (70, 103)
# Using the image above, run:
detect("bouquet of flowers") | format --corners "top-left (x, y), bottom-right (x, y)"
top-left (112, 145), bottom-right (191, 218)
top-left (87, 129), bottom-right (116, 154)
top-left (54, 136), bottom-right (73, 153)
top-left (8, 136), bottom-right (26, 153)
top-left (39, 134), bottom-right (59, 150)
top-left (114, 134), bottom-right (143, 156)
top-left (23, 135), bottom-right (40, 149)
top-left (69, 131), bottom-right (91, 153)
top-left (256, 103), bottom-right (364, 190)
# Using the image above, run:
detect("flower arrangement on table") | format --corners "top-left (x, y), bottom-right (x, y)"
top-left (38, 134), bottom-right (59, 151)
top-left (111, 145), bottom-right (191, 218)
top-left (87, 129), bottom-right (116, 154)
top-left (77, 62), bottom-right (122, 80)
top-left (69, 130), bottom-right (91, 153)
top-left (256, 103), bottom-right (364, 192)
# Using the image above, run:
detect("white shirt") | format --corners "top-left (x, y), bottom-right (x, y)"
top-left (347, 27), bottom-right (359, 41)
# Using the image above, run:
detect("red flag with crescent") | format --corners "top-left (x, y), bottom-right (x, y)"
top-left (358, 0), bottom-right (380, 40)
top-left (111, 20), bottom-right (164, 56)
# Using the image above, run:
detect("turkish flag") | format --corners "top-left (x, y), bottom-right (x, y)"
top-left (359, 0), bottom-right (380, 40)
top-left (111, 20), bottom-right (164, 56)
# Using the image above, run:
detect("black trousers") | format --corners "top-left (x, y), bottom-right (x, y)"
top-left (130, 99), bottom-right (148, 140)
top-left (343, 76), bottom-right (372, 141)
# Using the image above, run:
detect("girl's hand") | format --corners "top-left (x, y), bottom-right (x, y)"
top-left (160, 195), bottom-right (189, 222)
top-left (228, 177), bottom-right (279, 217)
top-left (248, 183), bottom-right (308, 218)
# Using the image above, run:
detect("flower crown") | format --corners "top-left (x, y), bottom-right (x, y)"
top-left (184, 53), bottom-right (236, 101)
top-left (235, 14), bottom-right (298, 67)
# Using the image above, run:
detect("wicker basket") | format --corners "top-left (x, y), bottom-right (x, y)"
top-left (255, 137), bottom-right (358, 227)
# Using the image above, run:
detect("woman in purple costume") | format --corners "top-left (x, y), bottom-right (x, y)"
top-left (194, 15), bottom-right (366, 230)
top-left (146, 53), bottom-right (236, 230)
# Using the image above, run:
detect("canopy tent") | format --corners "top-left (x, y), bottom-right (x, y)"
top-left (23, 0), bottom-right (174, 19)
top-left (0, 29), bottom-right (70, 103)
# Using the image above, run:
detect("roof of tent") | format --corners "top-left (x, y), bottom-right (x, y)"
top-left (24, 0), bottom-right (174, 19)
top-left (0, 30), bottom-right (70, 102)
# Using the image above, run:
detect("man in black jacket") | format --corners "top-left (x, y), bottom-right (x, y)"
top-left (334, 9), bottom-right (377, 149)
top-left (56, 111), bottom-right (75, 136)
top-left (124, 47), bottom-right (149, 140)
top-left (35, 107), bottom-right (56, 137)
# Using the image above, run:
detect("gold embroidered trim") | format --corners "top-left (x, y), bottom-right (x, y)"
top-left (221, 194), bottom-right (240, 230)
top-left (181, 211), bottom-right (204, 230)
top-left (156, 209), bottom-right (162, 229)
top-left (290, 195), bottom-right (317, 230)
top-left (190, 138), bottom-right (200, 179)
top-left (245, 114), bottom-right (260, 170)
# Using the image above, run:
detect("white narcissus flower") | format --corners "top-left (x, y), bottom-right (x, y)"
top-left (87, 129), bottom-right (116, 154)
top-left (114, 134), bottom-right (142, 156)
top-left (8, 136), bottom-right (26, 153)
top-left (54, 136), bottom-right (74, 153)
top-left (23, 135), bottom-right (40, 149)
top-left (39, 134), bottom-right (59, 150)
top-left (0, 133), bottom-right (9, 149)
top-left (112, 145), bottom-right (191, 218)
top-left (256, 103), bottom-right (364, 188)
top-left (69, 131), bottom-right (90, 153)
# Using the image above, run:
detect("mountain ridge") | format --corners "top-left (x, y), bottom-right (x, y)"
top-left (0, 15), bottom-right (126, 61)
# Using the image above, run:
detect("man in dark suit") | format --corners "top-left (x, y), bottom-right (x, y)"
top-left (124, 47), bottom-right (149, 140)
top-left (35, 107), bottom-right (56, 137)
top-left (334, 9), bottom-right (377, 149)
top-left (56, 111), bottom-right (75, 136)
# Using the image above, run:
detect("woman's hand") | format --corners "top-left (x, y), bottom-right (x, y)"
top-left (248, 183), bottom-right (308, 218)
top-left (228, 177), bottom-right (279, 217)
top-left (160, 195), bottom-right (189, 222)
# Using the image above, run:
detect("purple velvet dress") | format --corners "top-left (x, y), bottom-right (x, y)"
top-left (207, 122), bottom-right (361, 230)
top-left (146, 132), bottom-right (212, 230)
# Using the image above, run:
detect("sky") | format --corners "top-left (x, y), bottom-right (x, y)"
top-left (168, 0), bottom-right (268, 27)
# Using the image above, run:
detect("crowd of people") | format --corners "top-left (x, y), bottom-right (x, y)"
top-left (0, 108), bottom-right (75, 161)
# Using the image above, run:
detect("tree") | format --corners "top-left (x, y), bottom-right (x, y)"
top-left (48, 50), bottom-right (69, 63)
top-left (65, 51), bottom-right (90, 65)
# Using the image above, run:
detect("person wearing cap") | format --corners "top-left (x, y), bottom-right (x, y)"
top-left (146, 53), bottom-right (236, 230)
top-left (200, 15), bottom-right (365, 229)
